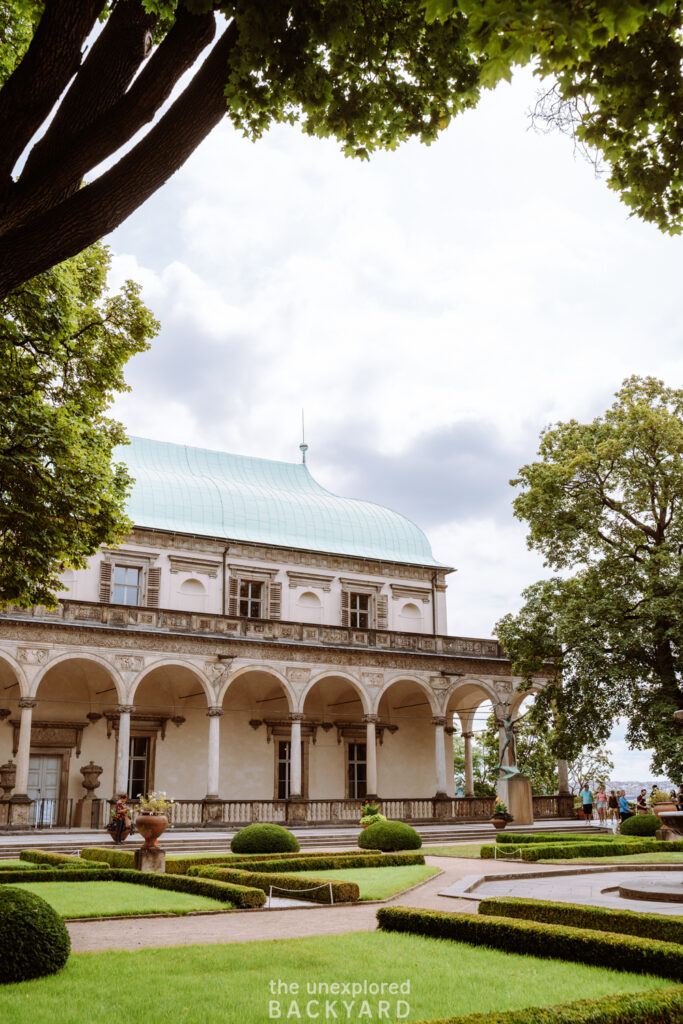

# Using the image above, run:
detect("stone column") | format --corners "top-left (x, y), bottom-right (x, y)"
top-left (206, 707), bottom-right (224, 799)
top-left (433, 716), bottom-right (448, 797)
top-left (10, 699), bottom-right (37, 827)
top-left (364, 714), bottom-right (379, 799)
top-left (463, 731), bottom-right (475, 798)
top-left (289, 713), bottom-right (303, 798)
top-left (114, 705), bottom-right (135, 797)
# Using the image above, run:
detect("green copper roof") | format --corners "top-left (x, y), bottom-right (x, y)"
top-left (118, 437), bottom-right (440, 567)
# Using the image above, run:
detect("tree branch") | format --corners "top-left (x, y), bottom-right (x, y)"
top-left (0, 0), bottom-right (106, 183)
top-left (4, 7), bottom-right (216, 233)
top-left (20, 0), bottom-right (159, 187)
top-left (0, 19), bottom-right (237, 300)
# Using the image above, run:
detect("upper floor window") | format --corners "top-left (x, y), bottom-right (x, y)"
top-left (113, 566), bottom-right (141, 606)
top-left (349, 592), bottom-right (370, 629)
top-left (240, 580), bottom-right (263, 618)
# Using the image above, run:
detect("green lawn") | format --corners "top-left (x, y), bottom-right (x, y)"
top-left (423, 844), bottom-right (486, 858)
top-left (0, 859), bottom-right (34, 869)
top-left (10, 881), bottom-right (230, 917)
top-left (0, 931), bottom-right (671, 1024)
top-left (297, 864), bottom-right (439, 899)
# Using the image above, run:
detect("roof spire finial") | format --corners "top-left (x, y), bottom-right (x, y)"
top-left (299, 408), bottom-right (308, 465)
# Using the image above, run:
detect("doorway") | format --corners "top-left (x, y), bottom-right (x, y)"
top-left (28, 754), bottom-right (61, 826)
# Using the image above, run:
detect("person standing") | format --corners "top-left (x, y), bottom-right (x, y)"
top-left (619, 790), bottom-right (633, 825)
top-left (579, 782), bottom-right (594, 823)
top-left (636, 788), bottom-right (648, 814)
top-left (607, 789), bottom-right (619, 823)
top-left (107, 793), bottom-right (131, 844)
top-left (595, 785), bottom-right (607, 824)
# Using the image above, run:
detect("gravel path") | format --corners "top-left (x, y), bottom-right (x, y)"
top-left (67, 855), bottom-right (558, 952)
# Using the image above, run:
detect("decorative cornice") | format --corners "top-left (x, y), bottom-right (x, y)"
top-left (286, 570), bottom-right (335, 591)
top-left (169, 556), bottom-right (221, 578)
top-left (390, 584), bottom-right (431, 603)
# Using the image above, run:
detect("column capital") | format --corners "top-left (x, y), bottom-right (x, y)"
top-left (363, 714), bottom-right (379, 725)
top-left (207, 706), bottom-right (224, 718)
top-left (462, 731), bottom-right (474, 739)
top-left (17, 699), bottom-right (37, 709)
top-left (431, 715), bottom-right (446, 727)
top-left (289, 712), bottom-right (305, 723)
top-left (116, 704), bottom-right (135, 715)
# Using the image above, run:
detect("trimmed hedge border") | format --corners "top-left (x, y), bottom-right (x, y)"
top-left (478, 898), bottom-right (683, 945)
top-left (190, 865), bottom-right (359, 903)
top-left (0, 868), bottom-right (113, 883)
top-left (415, 987), bottom-right (683, 1024)
top-left (111, 868), bottom-right (265, 908)
top-left (480, 840), bottom-right (683, 861)
top-left (80, 848), bottom-right (136, 869)
top-left (226, 852), bottom-right (425, 873)
top-left (20, 849), bottom-right (100, 868)
top-left (376, 907), bottom-right (683, 980)
top-left (495, 833), bottom-right (637, 846)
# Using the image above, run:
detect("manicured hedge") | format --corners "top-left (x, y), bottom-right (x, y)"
top-left (225, 852), bottom-right (425, 873)
top-left (495, 833), bottom-right (632, 845)
top-left (478, 898), bottom-right (683, 945)
top-left (0, 868), bottom-right (113, 883)
top-left (111, 868), bottom-right (265, 908)
top-left (417, 987), bottom-right (683, 1024)
top-left (0, 886), bottom-right (71, 984)
top-left (190, 865), bottom-right (359, 903)
top-left (231, 823), bottom-right (300, 854)
top-left (20, 849), bottom-right (100, 868)
top-left (80, 847), bottom-right (136, 869)
top-left (480, 839), bottom-right (683, 861)
top-left (376, 906), bottom-right (683, 980)
top-left (0, 862), bottom-right (47, 871)
top-left (621, 814), bottom-right (662, 837)
top-left (358, 820), bottom-right (422, 851)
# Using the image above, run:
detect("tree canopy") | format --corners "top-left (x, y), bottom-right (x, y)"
top-left (496, 377), bottom-right (683, 782)
top-left (0, 241), bottom-right (158, 608)
top-left (0, 1), bottom-right (682, 300)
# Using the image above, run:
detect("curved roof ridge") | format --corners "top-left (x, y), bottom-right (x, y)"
top-left (117, 436), bottom-right (442, 567)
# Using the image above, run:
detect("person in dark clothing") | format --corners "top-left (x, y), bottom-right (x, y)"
top-left (108, 793), bottom-right (131, 844)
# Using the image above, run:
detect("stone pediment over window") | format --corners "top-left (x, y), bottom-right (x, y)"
top-left (168, 556), bottom-right (221, 578)
top-left (390, 584), bottom-right (431, 603)
top-left (333, 720), bottom-right (398, 745)
top-left (11, 720), bottom-right (89, 757)
top-left (286, 571), bottom-right (335, 591)
top-left (104, 711), bottom-right (185, 741)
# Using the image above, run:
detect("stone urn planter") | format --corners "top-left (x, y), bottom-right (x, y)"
top-left (652, 801), bottom-right (678, 817)
top-left (489, 816), bottom-right (508, 830)
top-left (135, 813), bottom-right (168, 849)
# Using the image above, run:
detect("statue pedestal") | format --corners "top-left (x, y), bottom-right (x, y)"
top-left (507, 774), bottom-right (534, 826)
top-left (134, 848), bottom-right (166, 873)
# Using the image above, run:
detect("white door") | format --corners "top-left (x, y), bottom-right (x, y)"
top-left (28, 755), bottom-right (61, 825)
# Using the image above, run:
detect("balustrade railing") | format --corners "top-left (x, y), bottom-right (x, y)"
top-left (1, 599), bottom-right (504, 662)
top-left (0, 794), bottom-right (578, 830)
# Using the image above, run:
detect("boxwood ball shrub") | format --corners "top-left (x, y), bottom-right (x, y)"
top-left (231, 823), bottom-right (300, 854)
top-left (0, 886), bottom-right (70, 983)
top-left (620, 814), bottom-right (662, 837)
top-left (358, 820), bottom-right (422, 851)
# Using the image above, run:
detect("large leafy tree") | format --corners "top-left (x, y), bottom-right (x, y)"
top-left (496, 377), bottom-right (683, 781)
top-left (0, 242), bottom-right (158, 607)
top-left (426, 1), bottom-right (683, 233)
top-left (1, 3), bottom-right (683, 301)
top-left (0, 0), bottom-right (482, 299)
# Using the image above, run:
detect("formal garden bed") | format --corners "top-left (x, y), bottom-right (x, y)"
top-left (0, 930), bottom-right (674, 1023)
top-left (8, 880), bottom-right (230, 918)
top-left (481, 832), bottom-right (683, 862)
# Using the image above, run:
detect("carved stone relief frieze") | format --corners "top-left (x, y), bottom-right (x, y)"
top-left (16, 647), bottom-right (49, 666)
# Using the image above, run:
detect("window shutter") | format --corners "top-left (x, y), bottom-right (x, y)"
top-left (228, 576), bottom-right (239, 616)
top-left (376, 594), bottom-right (388, 630)
top-left (270, 582), bottom-right (282, 619)
top-left (341, 590), bottom-right (350, 628)
top-left (146, 567), bottom-right (161, 608)
top-left (99, 561), bottom-right (112, 603)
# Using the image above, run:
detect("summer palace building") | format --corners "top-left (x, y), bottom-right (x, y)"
top-left (0, 438), bottom-right (571, 829)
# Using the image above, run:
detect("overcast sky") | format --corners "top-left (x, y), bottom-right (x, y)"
top-left (106, 67), bottom-right (682, 781)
